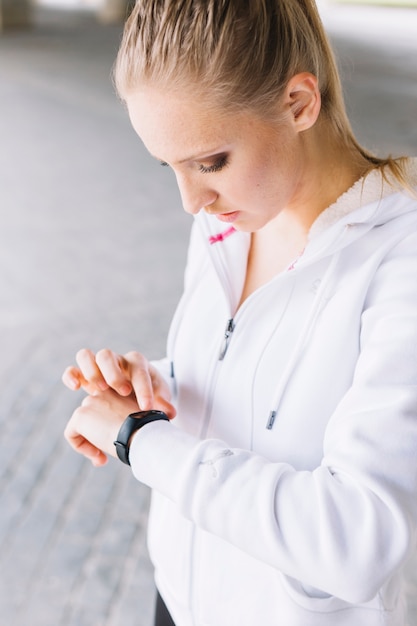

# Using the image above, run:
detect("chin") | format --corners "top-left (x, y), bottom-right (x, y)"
top-left (236, 216), bottom-right (270, 233)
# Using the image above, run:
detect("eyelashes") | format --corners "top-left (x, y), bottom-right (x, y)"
top-left (159, 155), bottom-right (229, 174)
top-left (198, 155), bottom-right (229, 174)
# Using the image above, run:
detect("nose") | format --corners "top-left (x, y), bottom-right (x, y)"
top-left (176, 173), bottom-right (217, 215)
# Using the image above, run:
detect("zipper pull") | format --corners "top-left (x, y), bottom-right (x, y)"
top-left (266, 411), bottom-right (277, 430)
top-left (219, 318), bottom-right (235, 360)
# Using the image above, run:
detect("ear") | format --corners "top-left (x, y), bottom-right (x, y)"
top-left (284, 72), bottom-right (321, 132)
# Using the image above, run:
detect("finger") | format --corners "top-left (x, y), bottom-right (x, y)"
top-left (148, 365), bottom-right (176, 417)
top-left (62, 366), bottom-right (82, 391)
top-left (90, 452), bottom-right (108, 467)
top-left (64, 427), bottom-right (108, 466)
top-left (95, 349), bottom-right (133, 396)
top-left (124, 351), bottom-right (154, 410)
top-left (62, 366), bottom-right (103, 396)
top-left (76, 348), bottom-right (109, 392)
top-left (153, 395), bottom-right (177, 420)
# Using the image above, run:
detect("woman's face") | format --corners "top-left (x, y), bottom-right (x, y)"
top-left (126, 87), bottom-right (308, 232)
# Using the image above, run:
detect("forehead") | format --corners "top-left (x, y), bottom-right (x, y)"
top-left (125, 87), bottom-right (271, 162)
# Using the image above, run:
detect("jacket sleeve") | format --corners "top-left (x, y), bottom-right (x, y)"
top-left (129, 230), bottom-right (417, 605)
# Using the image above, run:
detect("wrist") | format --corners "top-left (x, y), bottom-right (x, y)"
top-left (113, 410), bottom-right (170, 465)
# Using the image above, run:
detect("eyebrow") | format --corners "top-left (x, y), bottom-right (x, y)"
top-left (153, 148), bottom-right (228, 165)
top-left (179, 149), bottom-right (227, 164)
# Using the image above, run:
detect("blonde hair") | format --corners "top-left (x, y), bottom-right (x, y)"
top-left (114, 0), bottom-right (411, 187)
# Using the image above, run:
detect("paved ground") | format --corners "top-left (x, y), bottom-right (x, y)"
top-left (0, 4), bottom-right (416, 625)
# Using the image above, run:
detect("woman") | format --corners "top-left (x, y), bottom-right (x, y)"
top-left (63, 1), bottom-right (417, 624)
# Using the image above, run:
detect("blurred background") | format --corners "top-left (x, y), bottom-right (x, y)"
top-left (0, 1), bottom-right (416, 625)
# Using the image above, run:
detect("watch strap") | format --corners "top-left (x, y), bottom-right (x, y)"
top-left (114, 410), bottom-right (170, 465)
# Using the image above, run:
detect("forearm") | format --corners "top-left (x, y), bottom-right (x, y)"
top-left (130, 417), bottom-right (415, 604)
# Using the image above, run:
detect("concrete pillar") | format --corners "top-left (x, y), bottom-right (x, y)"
top-left (96, 0), bottom-right (133, 24)
top-left (0, 0), bottom-right (31, 31)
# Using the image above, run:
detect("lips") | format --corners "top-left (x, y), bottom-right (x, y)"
top-left (214, 211), bottom-right (240, 223)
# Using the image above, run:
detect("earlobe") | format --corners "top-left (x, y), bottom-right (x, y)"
top-left (285, 72), bottom-right (321, 132)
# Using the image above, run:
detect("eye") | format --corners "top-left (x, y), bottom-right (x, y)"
top-left (198, 155), bottom-right (229, 174)
top-left (159, 161), bottom-right (169, 167)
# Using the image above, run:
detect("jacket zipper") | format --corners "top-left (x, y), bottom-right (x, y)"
top-left (191, 316), bottom-right (235, 617)
top-left (218, 318), bottom-right (235, 360)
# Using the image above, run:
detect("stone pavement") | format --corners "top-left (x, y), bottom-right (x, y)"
top-left (0, 4), bottom-right (416, 626)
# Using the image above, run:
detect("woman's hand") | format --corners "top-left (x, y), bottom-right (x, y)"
top-left (62, 349), bottom-right (176, 466)
top-left (64, 389), bottom-right (140, 467)
top-left (62, 348), bottom-right (176, 418)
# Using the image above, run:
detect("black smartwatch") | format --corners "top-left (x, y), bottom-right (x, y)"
top-left (114, 410), bottom-right (170, 465)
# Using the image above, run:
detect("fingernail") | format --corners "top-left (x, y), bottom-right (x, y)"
top-left (98, 381), bottom-right (109, 391)
top-left (68, 376), bottom-right (79, 390)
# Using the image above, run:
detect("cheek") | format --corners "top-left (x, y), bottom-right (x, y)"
top-left (234, 159), bottom-right (273, 196)
top-left (245, 164), bottom-right (287, 203)
top-left (256, 141), bottom-right (302, 200)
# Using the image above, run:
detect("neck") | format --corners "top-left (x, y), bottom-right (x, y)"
top-left (289, 124), bottom-right (370, 233)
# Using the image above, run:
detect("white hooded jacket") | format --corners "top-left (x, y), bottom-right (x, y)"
top-left (130, 163), bottom-right (417, 626)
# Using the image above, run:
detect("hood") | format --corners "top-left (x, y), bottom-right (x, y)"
top-left (302, 158), bottom-right (417, 265)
